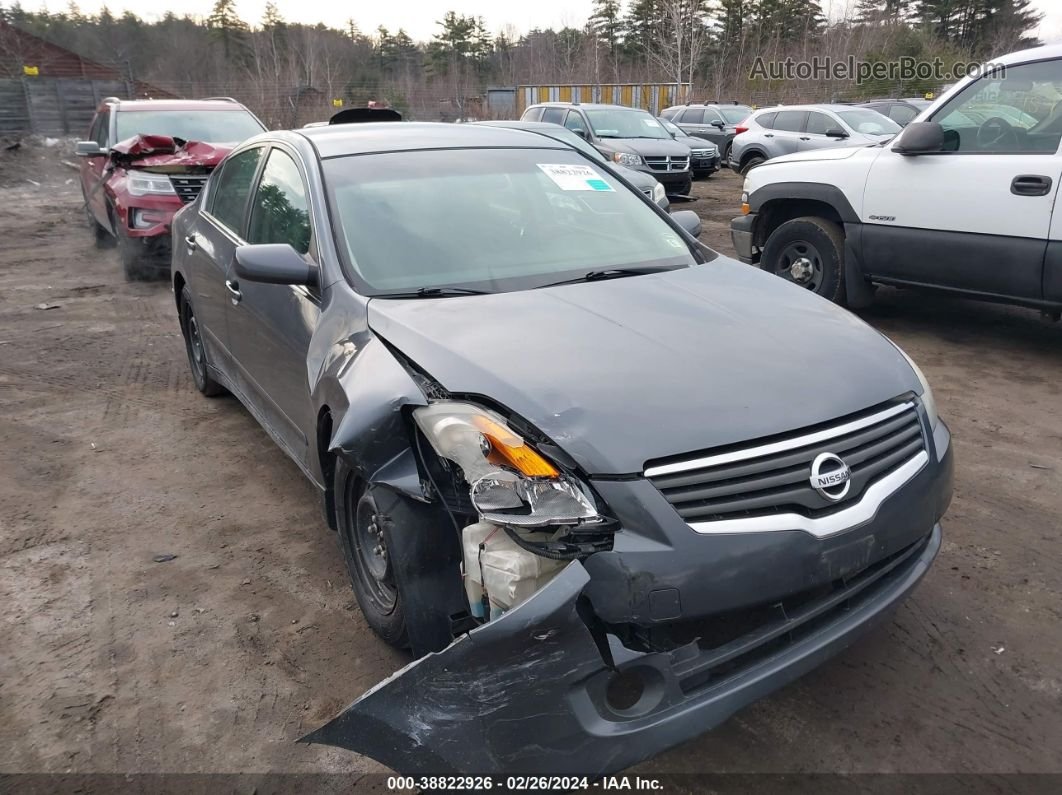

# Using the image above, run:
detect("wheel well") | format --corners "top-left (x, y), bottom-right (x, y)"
top-left (756, 199), bottom-right (844, 248)
top-left (317, 407), bottom-right (338, 530)
top-left (173, 272), bottom-right (186, 315)
top-left (739, 149), bottom-right (766, 169)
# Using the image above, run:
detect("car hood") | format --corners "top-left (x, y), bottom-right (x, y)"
top-left (762, 144), bottom-right (879, 167)
top-left (109, 134), bottom-right (233, 171)
top-left (367, 260), bottom-right (920, 475)
top-left (600, 137), bottom-right (691, 158)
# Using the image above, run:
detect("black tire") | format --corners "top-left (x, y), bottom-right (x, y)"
top-left (760, 216), bottom-right (846, 304)
top-left (335, 467), bottom-right (408, 649)
top-left (118, 232), bottom-right (151, 281)
top-left (740, 154), bottom-right (765, 174)
top-left (722, 142), bottom-right (732, 167)
top-left (83, 198), bottom-right (116, 249)
top-left (179, 286), bottom-right (226, 397)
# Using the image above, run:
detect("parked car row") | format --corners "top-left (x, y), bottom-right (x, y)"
top-left (72, 91), bottom-right (953, 777)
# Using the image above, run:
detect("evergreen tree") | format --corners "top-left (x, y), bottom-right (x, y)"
top-left (590, 0), bottom-right (623, 55)
top-left (206, 0), bottom-right (248, 62)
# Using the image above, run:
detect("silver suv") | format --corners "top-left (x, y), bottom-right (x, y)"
top-left (729, 104), bottom-right (900, 174)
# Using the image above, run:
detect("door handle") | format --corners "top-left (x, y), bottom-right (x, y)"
top-left (185, 234), bottom-right (197, 250)
top-left (225, 279), bottom-right (242, 304)
top-left (1010, 174), bottom-right (1052, 196)
top-left (799, 136), bottom-right (811, 141)
top-left (764, 133), bottom-right (774, 138)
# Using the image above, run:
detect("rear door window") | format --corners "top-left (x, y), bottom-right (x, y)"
top-left (206, 146), bottom-right (265, 237)
top-left (521, 107), bottom-right (544, 122)
top-left (541, 107), bottom-right (566, 125)
top-left (756, 112), bottom-right (777, 129)
top-left (889, 104), bottom-right (918, 126)
top-left (774, 110), bottom-right (809, 132)
top-left (679, 108), bottom-right (705, 124)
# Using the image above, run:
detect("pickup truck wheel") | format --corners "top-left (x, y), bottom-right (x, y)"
top-left (86, 208), bottom-right (115, 249)
top-left (178, 286), bottom-right (226, 397)
top-left (761, 216), bottom-right (845, 304)
top-left (336, 467), bottom-right (409, 649)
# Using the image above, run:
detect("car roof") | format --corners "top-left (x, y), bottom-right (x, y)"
top-left (753, 104), bottom-right (861, 113)
top-left (106, 99), bottom-right (250, 112)
top-left (528, 103), bottom-right (648, 111)
top-left (297, 121), bottom-right (571, 159)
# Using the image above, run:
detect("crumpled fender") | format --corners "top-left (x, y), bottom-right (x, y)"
top-left (317, 333), bottom-right (429, 500)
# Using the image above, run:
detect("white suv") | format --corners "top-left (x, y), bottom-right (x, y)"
top-left (730, 43), bottom-right (1062, 318)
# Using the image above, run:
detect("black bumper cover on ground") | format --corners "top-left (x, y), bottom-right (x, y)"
top-left (302, 522), bottom-right (942, 775)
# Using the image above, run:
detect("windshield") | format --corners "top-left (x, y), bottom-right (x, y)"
top-left (836, 109), bottom-right (901, 136)
top-left (584, 109), bottom-right (672, 139)
top-left (115, 110), bottom-right (265, 144)
top-left (659, 119), bottom-right (682, 136)
top-left (325, 148), bottom-right (698, 294)
top-left (719, 106), bottom-right (752, 124)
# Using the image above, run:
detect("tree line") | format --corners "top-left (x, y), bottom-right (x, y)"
top-left (0, 0), bottom-right (1045, 125)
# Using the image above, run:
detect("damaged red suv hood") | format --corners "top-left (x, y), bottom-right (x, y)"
top-left (110, 134), bottom-right (232, 171)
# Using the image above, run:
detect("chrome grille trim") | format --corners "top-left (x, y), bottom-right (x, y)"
top-left (687, 451), bottom-right (928, 538)
top-left (645, 401), bottom-right (914, 477)
top-left (169, 174), bottom-right (210, 204)
top-left (643, 155), bottom-right (690, 173)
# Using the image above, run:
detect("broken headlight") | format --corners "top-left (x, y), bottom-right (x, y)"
top-left (125, 169), bottom-right (177, 197)
top-left (413, 401), bottom-right (601, 528)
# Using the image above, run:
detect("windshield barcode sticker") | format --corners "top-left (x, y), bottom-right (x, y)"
top-left (538, 164), bottom-right (615, 192)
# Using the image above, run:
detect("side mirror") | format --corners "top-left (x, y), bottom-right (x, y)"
top-left (234, 244), bottom-right (317, 287)
top-left (892, 121), bottom-right (944, 155)
top-left (671, 209), bottom-right (701, 238)
top-left (572, 128), bottom-right (589, 141)
top-left (825, 128), bottom-right (848, 139)
top-left (75, 140), bottom-right (106, 157)
top-left (710, 120), bottom-right (725, 129)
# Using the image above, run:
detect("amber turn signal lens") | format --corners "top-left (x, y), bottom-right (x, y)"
top-left (473, 416), bottom-right (559, 478)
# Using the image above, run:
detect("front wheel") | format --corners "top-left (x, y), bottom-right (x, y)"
top-left (336, 468), bottom-right (408, 649)
top-left (760, 216), bottom-right (846, 304)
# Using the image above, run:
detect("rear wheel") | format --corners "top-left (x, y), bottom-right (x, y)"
top-left (741, 154), bottom-right (765, 174)
top-left (179, 286), bottom-right (226, 397)
top-left (760, 216), bottom-right (846, 304)
top-left (336, 467), bottom-right (408, 649)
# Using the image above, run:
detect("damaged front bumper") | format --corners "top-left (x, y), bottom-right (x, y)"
top-left (302, 523), bottom-right (941, 775)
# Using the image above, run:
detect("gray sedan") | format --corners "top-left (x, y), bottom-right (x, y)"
top-left (171, 121), bottom-right (951, 776)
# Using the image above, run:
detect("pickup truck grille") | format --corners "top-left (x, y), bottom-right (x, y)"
top-left (169, 174), bottom-right (210, 204)
top-left (644, 155), bottom-right (689, 173)
top-left (645, 399), bottom-right (926, 531)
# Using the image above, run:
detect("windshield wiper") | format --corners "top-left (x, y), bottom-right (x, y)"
top-left (376, 286), bottom-right (492, 299)
top-left (536, 266), bottom-right (677, 289)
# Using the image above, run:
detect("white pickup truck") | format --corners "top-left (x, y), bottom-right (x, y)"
top-left (730, 43), bottom-right (1062, 319)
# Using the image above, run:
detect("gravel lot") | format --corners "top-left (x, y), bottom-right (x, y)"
top-left (1, 149), bottom-right (1060, 780)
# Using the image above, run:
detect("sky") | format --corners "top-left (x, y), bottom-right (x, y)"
top-left (15, 0), bottom-right (1062, 44)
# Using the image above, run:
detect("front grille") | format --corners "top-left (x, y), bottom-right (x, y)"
top-left (644, 155), bottom-right (690, 172)
top-left (169, 174), bottom-right (210, 204)
top-left (646, 400), bottom-right (924, 525)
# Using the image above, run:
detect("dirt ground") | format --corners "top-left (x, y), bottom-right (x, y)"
top-left (1, 144), bottom-right (1060, 783)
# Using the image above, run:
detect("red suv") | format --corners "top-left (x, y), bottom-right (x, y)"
top-left (76, 98), bottom-right (266, 280)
